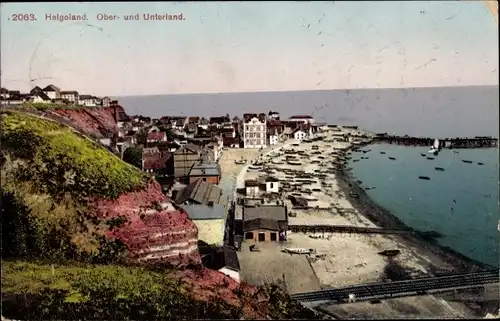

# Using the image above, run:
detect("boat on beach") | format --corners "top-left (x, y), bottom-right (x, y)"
top-left (248, 165), bottom-right (263, 171)
top-left (287, 161), bottom-right (302, 166)
top-left (434, 167), bottom-right (445, 171)
top-left (478, 162), bottom-right (484, 165)
top-left (462, 160), bottom-right (473, 164)
top-left (380, 151), bottom-right (386, 154)
top-left (426, 157), bottom-right (435, 160)
top-left (388, 157), bottom-right (396, 160)
top-left (418, 176), bottom-right (431, 180)
top-left (235, 159), bottom-right (246, 164)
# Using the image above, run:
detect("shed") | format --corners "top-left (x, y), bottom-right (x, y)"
top-left (243, 218), bottom-right (281, 243)
top-left (182, 203), bottom-right (226, 246)
top-left (189, 163), bottom-right (221, 184)
top-left (265, 176), bottom-right (280, 193)
top-left (245, 179), bottom-right (260, 198)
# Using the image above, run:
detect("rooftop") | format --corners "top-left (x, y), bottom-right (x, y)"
top-left (174, 178), bottom-right (223, 205)
top-left (181, 203), bottom-right (225, 220)
top-left (243, 205), bottom-right (286, 222)
top-left (189, 163), bottom-right (221, 177)
top-left (243, 218), bottom-right (280, 232)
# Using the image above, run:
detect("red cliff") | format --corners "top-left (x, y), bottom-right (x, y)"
top-left (92, 181), bottom-right (201, 265)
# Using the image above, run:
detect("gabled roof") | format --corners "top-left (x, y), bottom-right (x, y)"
top-left (174, 179), bottom-right (223, 205)
top-left (243, 218), bottom-right (280, 232)
top-left (189, 163), bottom-right (221, 177)
top-left (61, 91), bottom-right (79, 95)
top-left (175, 143), bottom-right (200, 154)
top-left (265, 176), bottom-right (280, 182)
top-left (243, 205), bottom-right (286, 222)
top-left (42, 84), bottom-right (60, 92)
top-left (32, 92), bottom-right (51, 101)
top-left (79, 95), bottom-right (95, 100)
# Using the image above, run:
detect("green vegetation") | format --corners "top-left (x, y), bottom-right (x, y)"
top-left (2, 261), bottom-right (320, 320)
top-left (21, 102), bottom-right (89, 111)
top-left (2, 112), bottom-right (150, 200)
top-left (123, 146), bottom-right (143, 169)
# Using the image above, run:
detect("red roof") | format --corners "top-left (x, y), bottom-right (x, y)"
top-left (147, 131), bottom-right (166, 141)
top-left (143, 151), bottom-right (171, 170)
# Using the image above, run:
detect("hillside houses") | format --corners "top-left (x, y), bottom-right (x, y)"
top-left (0, 84), bottom-right (111, 107)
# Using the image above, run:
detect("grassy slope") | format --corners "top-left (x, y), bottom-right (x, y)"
top-left (2, 111), bottom-right (149, 199)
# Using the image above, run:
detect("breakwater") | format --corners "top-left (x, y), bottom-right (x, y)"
top-left (373, 134), bottom-right (498, 149)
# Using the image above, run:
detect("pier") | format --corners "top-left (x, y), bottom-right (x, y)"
top-left (288, 224), bottom-right (412, 235)
top-left (373, 134), bottom-right (498, 149)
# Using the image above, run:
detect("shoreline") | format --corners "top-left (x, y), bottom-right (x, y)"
top-left (337, 144), bottom-right (497, 273)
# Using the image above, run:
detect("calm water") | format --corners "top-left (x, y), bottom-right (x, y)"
top-left (348, 144), bottom-right (499, 267)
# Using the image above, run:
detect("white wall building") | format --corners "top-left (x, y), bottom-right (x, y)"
top-left (268, 133), bottom-right (278, 146)
top-left (293, 129), bottom-right (307, 141)
top-left (61, 91), bottom-right (79, 103)
top-left (243, 116), bottom-right (267, 149)
top-left (42, 85), bottom-right (61, 100)
top-left (265, 177), bottom-right (280, 193)
top-left (79, 95), bottom-right (97, 107)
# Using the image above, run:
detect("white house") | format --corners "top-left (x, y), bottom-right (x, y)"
top-left (268, 133), bottom-right (278, 146)
top-left (60, 91), bottom-right (79, 103)
top-left (293, 129), bottom-right (307, 141)
top-left (79, 95), bottom-right (97, 107)
top-left (31, 92), bottom-right (51, 104)
top-left (265, 177), bottom-right (280, 193)
top-left (243, 115), bottom-right (267, 149)
top-left (42, 85), bottom-right (61, 100)
top-left (245, 180), bottom-right (260, 198)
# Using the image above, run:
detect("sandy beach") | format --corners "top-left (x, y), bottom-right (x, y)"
top-left (227, 127), bottom-right (496, 318)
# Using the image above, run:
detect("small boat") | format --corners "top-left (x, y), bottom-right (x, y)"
top-left (378, 250), bottom-right (400, 257)
top-left (426, 157), bottom-right (434, 160)
top-left (418, 176), bottom-right (431, 180)
top-left (287, 161), bottom-right (302, 166)
top-left (248, 165), bottom-right (263, 171)
top-left (361, 157), bottom-right (369, 159)
top-left (353, 159), bottom-right (360, 162)
top-left (388, 157), bottom-right (396, 160)
top-left (434, 167), bottom-right (445, 171)
top-left (380, 151), bottom-right (386, 154)
top-left (281, 248), bottom-right (316, 255)
top-left (235, 159), bottom-right (246, 164)
top-left (477, 162), bottom-right (484, 165)
top-left (420, 153), bottom-right (426, 157)
top-left (462, 160), bottom-right (473, 164)
top-left (427, 138), bottom-right (441, 155)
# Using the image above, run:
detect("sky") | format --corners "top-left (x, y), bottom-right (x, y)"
top-left (1, 1), bottom-right (498, 96)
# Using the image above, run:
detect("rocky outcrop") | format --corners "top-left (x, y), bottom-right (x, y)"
top-left (49, 105), bottom-right (128, 138)
top-left (92, 181), bottom-right (201, 265)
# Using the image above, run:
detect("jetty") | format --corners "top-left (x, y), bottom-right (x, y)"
top-left (373, 134), bottom-right (498, 149)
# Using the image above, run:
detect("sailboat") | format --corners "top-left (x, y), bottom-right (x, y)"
top-left (427, 139), bottom-right (440, 155)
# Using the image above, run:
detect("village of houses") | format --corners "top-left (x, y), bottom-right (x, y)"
top-left (3, 84), bottom-right (391, 297)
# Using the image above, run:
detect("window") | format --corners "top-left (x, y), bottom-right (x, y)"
top-left (270, 233), bottom-right (277, 241)
top-left (245, 125), bottom-right (249, 131)
top-left (270, 182), bottom-right (274, 189)
top-left (203, 178), bottom-right (207, 182)
top-left (258, 233), bottom-right (266, 242)
top-left (245, 232), bottom-right (254, 240)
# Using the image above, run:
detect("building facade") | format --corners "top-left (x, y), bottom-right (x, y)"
top-left (243, 115), bottom-right (267, 149)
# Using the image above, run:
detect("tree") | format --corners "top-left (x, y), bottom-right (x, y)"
top-left (122, 147), bottom-right (143, 169)
top-left (136, 130), bottom-right (148, 146)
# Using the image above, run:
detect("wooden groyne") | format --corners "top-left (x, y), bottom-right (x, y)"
top-left (373, 134), bottom-right (498, 149)
top-left (288, 224), bottom-right (442, 239)
top-left (288, 224), bottom-right (412, 235)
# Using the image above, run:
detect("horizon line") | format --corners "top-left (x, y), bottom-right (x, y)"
top-left (112, 84), bottom-right (500, 98)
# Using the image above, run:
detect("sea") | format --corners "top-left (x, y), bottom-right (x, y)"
top-left (348, 144), bottom-right (499, 268)
top-left (115, 85), bottom-right (499, 268)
